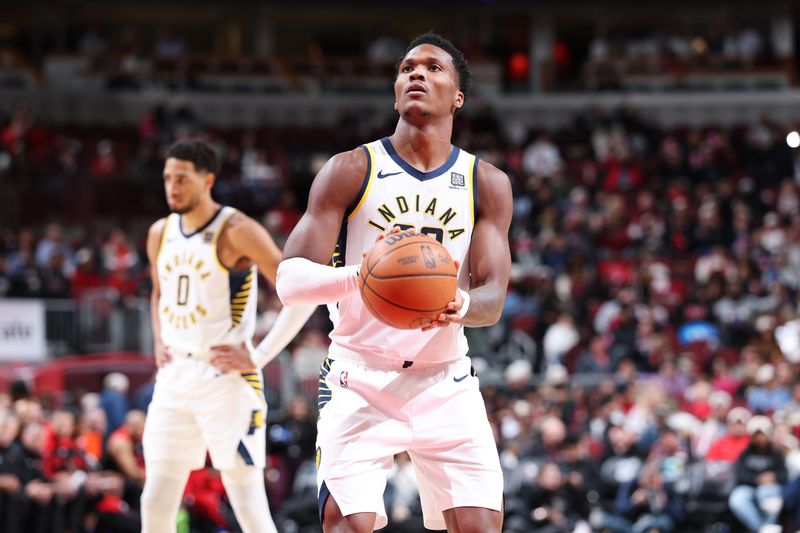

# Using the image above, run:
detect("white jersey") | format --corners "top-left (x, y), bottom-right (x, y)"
top-left (157, 206), bottom-right (257, 359)
top-left (328, 137), bottom-right (478, 364)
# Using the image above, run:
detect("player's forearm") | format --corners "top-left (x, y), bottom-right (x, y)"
top-left (251, 303), bottom-right (318, 368)
top-left (150, 292), bottom-right (162, 346)
top-left (461, 283), bottom-right (505, 327)
top-left (275, 257), bottom-right (360, 305)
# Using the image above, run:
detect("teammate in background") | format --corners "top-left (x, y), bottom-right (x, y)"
top-left (277, 33), bottom-right (512, 532)
top-left (141, 139), bottom-right (314, 533)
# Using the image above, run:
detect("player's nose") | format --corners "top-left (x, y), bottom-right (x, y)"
top-left (409, 65), bottom-right (425, 80)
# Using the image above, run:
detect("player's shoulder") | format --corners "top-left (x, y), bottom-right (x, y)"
top-left (147, 217), bottom-right (169, 243)
top-left (475, 158), bottom-right (509, 186)
top-left (323, 146), bottom-right (369, 179)
top-left (222, 210), bottom-right (265, 240)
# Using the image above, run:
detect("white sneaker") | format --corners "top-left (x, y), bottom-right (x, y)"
top-left (758, 525), bottom-right (782, 533)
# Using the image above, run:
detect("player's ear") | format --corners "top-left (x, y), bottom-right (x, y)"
top-left (452, 91), bottom-right (464, 113)
top-left (205, 171), bottom-right (216, 190)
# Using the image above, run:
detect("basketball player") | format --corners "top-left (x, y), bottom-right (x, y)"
top-left (277, 33), bottom-right (512, 532)
top-left (141, 139), bottom-right (315, 533)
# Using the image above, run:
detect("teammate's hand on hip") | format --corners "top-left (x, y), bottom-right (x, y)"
top-left (421, 261), bottom-right (464, 331)
top-left (210, 343), bottom-right (257, 373)
top-left (154, 341), bottom-right (172, 368)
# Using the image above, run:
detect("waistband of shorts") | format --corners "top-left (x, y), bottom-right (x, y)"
top-left (327, 345), bottom-right (460, 370)
top-left (167, 348), bottom-right (213, 361)
top-left (167, 340), bottom-right (253, 362)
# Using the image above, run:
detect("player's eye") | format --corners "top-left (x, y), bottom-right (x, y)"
top-left (401, 65), bottom-right (413, 73)
top-left (429, 64), bottom-right (442, 71)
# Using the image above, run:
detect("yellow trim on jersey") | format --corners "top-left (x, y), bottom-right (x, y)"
top-left (467, 155), bottom-right (477, 226)
top-left (347, 144), bottom-right (376, 222)
top-left (156, 215), bottom-right (171, 260)
top-left (213, 210), bottom-right (237, 273)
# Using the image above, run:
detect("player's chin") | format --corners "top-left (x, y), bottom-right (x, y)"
top-left (401, 103), bottom-right (431, 118)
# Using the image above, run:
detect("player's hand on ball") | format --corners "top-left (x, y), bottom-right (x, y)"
top-left (154, 341), bottom-right (172, 368)
top-left (210, 343), bottom-right (257, 373)
top-left (362, 226), bottom-right (403, 260)
top-left (421, 260), bottom-right (463, 331)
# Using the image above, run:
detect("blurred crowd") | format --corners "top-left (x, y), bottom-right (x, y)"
top-left (5, 95), bottom-right (800, 530)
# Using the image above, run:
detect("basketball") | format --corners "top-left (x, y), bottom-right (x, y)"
top-left (359, 230), bottom-right (458, 329)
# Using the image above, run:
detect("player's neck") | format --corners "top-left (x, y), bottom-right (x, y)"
top-left (390, 119), bottom-right (453, 172)
top-left (180, 200), bottom-right (221, 234)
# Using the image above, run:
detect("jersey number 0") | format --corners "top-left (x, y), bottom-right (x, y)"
top-left (177, 274), bottom-right (190, 306)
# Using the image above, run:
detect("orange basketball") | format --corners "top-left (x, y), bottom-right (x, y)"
top-left (359, 231), bottom-right (458, 329)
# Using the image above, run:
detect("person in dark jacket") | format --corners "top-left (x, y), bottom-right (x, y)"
top-left (728, 415), bottom-right (787, 532)
top-left (607, 460), bottom-right (684, 533)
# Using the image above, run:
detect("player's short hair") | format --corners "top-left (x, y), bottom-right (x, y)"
top-left (166, 139), bottom-right (219, 174)
top-left (402, 32), bottom-right (471, 102)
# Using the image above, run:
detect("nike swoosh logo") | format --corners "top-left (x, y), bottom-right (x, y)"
top-left (377, 170), bottom-right (402, 179)
top-left (453, 374), bottom-right (469, 382)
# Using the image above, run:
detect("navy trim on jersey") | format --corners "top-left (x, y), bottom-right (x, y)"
top-left (178, 205), bottom-right (225, 238)
top-left (237, 440), bottom-right (254, 465)
top-left (472, 156), bottom-right (480, 222)
top-left (331, 220), bottom-right (348, 268)
top-left (380, 137), bottom-right (460, 182)
top-left (318, 480), bottom-right (331, 524)
top-left (344, 146), bottom-right (372, 218)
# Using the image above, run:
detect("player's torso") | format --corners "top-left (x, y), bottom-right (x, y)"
top-left (157, 206), bottom-right (257, 358)
top-left (329, 137), bottom-right (478, 364)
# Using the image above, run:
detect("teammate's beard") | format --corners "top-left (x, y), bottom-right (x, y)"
top-left (170, 195), bottom-right (199, 215)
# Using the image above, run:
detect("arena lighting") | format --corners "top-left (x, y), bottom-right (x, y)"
top-left (787, 131), bottom-right (800, 148)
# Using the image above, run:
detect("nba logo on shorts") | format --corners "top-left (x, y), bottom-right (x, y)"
top-left (450, 172), bottom-right (465, 187)
top-left (203, 232), bottom-right (214, 243)
top-left (339, 370), bottom-right (349, 388)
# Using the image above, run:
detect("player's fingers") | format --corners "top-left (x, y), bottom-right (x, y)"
top-left (210, 345), bottom-right (231, 355)
top-left (453, 260), bottom-right (460, 271)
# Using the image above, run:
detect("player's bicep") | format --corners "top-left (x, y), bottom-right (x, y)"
top-left (469, 164), bottom-right (512, 289)
top-left (283, 149), bottom-right (367, 264)
top-left (228, 219), bottom-right (282, 286)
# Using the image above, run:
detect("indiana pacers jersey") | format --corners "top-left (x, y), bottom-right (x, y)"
top-left (157, 206), bottom-right (257, 359)
top-left (328, 137), bottom-right (478, 364)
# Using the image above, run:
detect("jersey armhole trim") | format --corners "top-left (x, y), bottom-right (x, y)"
top-left (156, 215), bottom-right (171, 260)
top-left (213, 209), bottom-right (238, 273)
top-left (469, 155), bottom-right (479, 225)
top-left (345, 145), bottom-right (374, 222)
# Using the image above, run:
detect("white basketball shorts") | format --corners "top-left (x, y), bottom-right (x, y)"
top-left (315, 355), bottom-right (503, 531)
top-left (143, 356), bottom-right (267, 471)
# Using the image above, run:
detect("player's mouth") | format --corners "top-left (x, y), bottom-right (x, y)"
top-left (406, 83), bottom-right (427, 96)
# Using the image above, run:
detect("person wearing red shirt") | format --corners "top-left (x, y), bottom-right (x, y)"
top-left (705, 407), bottom-right (752, 462)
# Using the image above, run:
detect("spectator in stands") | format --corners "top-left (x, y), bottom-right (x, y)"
top-left (747, 363), bottom-right (791, 414)
top-left (39, 252), bottom-right (71, 299)
top-left (384, 452), bottom-right (424, 533)
top-left (0, 411), bottom-right (23, 530)
top-left (557, 435), bottom-right (596, 523)
top-left (525, 416), bottom-right (567, 463)
top-left (11, 421), bottom-right (57, 531)
top-left (89, 140), bottom-right (120, 180)
top-left (606, 460), bottom-right (685, 533)
top-left (729, 415), bottom-right (787, 532)
top-left (34, 224), bottom-right (74, 273)
top-left (520, 461), bottom-right (591, 533)
top-left (522, 134), bottom-right (563, 179)
top-left (705, 406), bottom-right (752, 462)
top-left (694, 390), bottom-right (733, 457)
top-left (100, 373), bottom-right (130, 435)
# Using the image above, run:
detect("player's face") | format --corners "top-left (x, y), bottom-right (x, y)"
top-left (162, 158), bottom-right (212, 214)
top-left (395, 44), bottom-right (463, 119)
